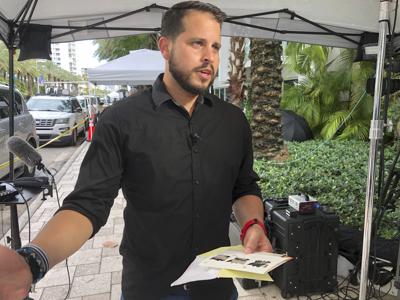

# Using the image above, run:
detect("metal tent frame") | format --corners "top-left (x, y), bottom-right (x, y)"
top-left (0, 1), bottom-right (397, 299)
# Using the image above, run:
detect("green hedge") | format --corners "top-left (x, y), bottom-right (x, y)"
top-left (255, 140), bottom-right (400, 239)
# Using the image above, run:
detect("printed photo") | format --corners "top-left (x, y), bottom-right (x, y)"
top-left (227, 257), bottom-right (249, 265)
top-left (210, 254), bottom-right (231, 262)
top-left (248, 260), bottom-right (271, 268)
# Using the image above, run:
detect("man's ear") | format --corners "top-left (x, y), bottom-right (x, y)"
top-left (158, 36), bottom-right (171, 60)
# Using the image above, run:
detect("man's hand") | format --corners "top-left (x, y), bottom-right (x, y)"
top-left (242, 225), bottom-right (273, 254)
top-left (0, 245), bottom-right (32, 300)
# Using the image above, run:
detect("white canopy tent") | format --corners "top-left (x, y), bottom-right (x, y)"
top-left (0, 1), bottom-right (399, 298)
top-left (2, 0), bottom-right (396, 102)
top-left (0, 0), bottom-right (398, 48)
top-left (87, 49), bottom-right (164, 85)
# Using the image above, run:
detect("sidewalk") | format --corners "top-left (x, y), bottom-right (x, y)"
top-left (0, 141), bottom-right (392, 300)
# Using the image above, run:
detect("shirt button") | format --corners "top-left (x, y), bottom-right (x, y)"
top-left (195, 213), bottom-right (200, 219)
top-left (193, 147), bottom-right (199, 153)
top-left (194, 180), bottom-right (200, 185)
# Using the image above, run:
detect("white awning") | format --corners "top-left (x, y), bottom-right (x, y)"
top-left (87, 49), bottom-right (164, 85)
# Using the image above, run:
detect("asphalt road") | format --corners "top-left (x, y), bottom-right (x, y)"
top-left (38, 136), bottom-right (85, 175)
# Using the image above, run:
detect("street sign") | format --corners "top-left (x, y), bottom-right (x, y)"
top-left (38, 75), bottom-right (44, 85)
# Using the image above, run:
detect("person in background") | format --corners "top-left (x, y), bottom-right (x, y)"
top-left (0, 1), bottom-right (272, 299)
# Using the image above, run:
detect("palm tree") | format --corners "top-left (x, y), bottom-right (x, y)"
top-left (249, 39), bottom-right (284, 160)
top-left (227, 37), bottom-right (246, 107)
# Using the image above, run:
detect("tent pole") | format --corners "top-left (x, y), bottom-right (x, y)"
top-left (7, 40), bottom-right (22, 250)
top-left (359, 1), bottom-right (390, 299)
top-left (7, 46), bottom-right (15, 179)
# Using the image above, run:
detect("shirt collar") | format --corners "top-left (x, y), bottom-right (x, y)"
top-left (151, 73), bottom-right (213, 109)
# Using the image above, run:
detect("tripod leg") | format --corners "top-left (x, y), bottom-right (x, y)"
top-left (395, 239), bottom-right (400, 299)
top-left (10, 204), bottom-right (21, 250)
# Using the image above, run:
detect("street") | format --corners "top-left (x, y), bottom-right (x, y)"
top-left (38, 136), bottom-right (85, 176)
top-left (0, 135), bottom-right (86, 243)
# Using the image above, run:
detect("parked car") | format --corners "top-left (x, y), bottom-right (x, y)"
top-left (27, 95), bottom-right (86, 146)
top-left (76, 95), bottom-right (102, 124)
top-left (0, 84), bottom-right (39, 179)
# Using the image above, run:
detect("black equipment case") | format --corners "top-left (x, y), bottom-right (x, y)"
top-left (264, 198), bottom-right (339, 298)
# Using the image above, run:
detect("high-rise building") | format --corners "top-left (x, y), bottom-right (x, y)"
top-left (50, 42), bottom-right (77, 75)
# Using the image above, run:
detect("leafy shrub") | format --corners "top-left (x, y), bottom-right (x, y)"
top-left (255, 140), bottom-right (400, 239)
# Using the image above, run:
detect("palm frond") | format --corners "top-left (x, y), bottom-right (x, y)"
top-left (337, 120), bottom-right (370, 140)
top-left (320, 110), bottom-right (350, 139)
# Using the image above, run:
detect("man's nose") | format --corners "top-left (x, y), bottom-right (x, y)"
top-left (202, 46), bottom-right (217, 64)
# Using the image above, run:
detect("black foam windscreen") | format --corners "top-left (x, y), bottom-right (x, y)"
top-left (18, 24), bottom-right (52, 61)
top-left (6, 136), bottom-right (42, 168)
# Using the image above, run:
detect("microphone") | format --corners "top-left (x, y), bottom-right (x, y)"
top-left (190, 133), bottom-right (202, 145)
top-left (6, 136), bottom-right (44, 170)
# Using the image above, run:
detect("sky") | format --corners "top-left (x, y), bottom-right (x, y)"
top-left (75, 40), bottom-right (105, 72)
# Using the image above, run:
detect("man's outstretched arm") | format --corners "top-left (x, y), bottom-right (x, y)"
top-left (0, 209), bottom-right (93, 300)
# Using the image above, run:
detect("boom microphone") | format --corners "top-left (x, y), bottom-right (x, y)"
top-left (6, 136), bottom-right (44, 170)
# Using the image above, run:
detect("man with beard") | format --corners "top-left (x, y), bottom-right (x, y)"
top-left (0, 1), bottom-right (272, 300)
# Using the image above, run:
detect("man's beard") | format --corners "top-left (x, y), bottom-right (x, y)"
top-left (169, 53), bottom-right (215, 95)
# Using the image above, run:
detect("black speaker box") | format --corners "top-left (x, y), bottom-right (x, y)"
top-left (265, 198), bottom-right (339, 298)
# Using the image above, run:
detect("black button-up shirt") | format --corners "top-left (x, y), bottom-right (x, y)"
top-left (60, 74), bottom-right (261, 299)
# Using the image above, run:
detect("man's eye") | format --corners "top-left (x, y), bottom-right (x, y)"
top-left (213, 45), bottom-right (221, 51)
top-left (193, 41), bottom-right (203, 46)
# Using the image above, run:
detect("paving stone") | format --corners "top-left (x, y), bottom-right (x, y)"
top-left (93, 235), bottom-right (121, 248)
top-left (82, 293), bottom-right (111, 300)
top-left (40, 284), bottom-right (71, 300)
top-left (30, 209), bottom-right (45, 222)
top-left (100, 255), bottom-right (123, 273)
top-left (36, 266), bottom-right (76, 288)
top-left (69, 248), bottom-right (102, 266)
top-left (75, 263), bottom-right (100, 277)
top-left (80, 238), bottom-right (94, 250)
top-left (111, 283), bottom-right (122, 300)
top-left (97, 226), bottom-right (114, 236)
top-left (102, 246), bottom-right (120, 257)
top-left (110, 202), bottom-right (124, 210)
top-left (112, 271), bottom-right (122, 284)
top-left (113, 217), bottom-right (124, 225)
top-left (20, 230), bottom-right (39, 240)
top-left (114, 224), bottom-right (124, 234)
top-left (27, 221), bottom-right (45, 231)
top-left (70, 273), bottom-right (111, 298)
top-left (108, 209), bottom-right (124, 218)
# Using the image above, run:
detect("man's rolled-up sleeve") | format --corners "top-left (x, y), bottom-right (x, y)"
top-left (57, 108), bottom-right (124, 237)
top-left (232, 116), bottom-right (262, 203)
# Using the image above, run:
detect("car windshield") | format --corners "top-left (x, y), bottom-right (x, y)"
top-left (79, 99), bottom-right (87, 108)
top-left (27, 98), bottom-right (72, 112)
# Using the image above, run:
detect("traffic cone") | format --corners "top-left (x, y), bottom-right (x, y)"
top-left (87, 116), bottom-right (95, 142)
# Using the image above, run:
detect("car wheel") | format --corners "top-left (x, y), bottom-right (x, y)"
top-left (22, 140), bottom-right (36, 177)
top-left (69, 128), bottom-right (77, 146)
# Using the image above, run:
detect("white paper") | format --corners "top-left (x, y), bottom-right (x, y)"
top-left (171, 256), bottom-right (219, 286)
top-left (200, 250), bottom-right (291, 275)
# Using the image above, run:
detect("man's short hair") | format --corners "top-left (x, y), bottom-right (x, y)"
top-left (160, 1), bottom-right (226, 40)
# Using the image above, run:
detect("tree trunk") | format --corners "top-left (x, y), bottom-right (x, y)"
top-left (249, 39), bottom-right (284, 160)
top-left (228, 37), bottom-right (246, 107)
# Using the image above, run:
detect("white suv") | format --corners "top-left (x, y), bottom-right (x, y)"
top-left (0, 85), bottom-right (39, 179)
top-left (27, 95), bottom-right (86, 146)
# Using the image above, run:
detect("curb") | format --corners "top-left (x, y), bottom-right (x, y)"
top-left (1, 141), bottom-right (90, 244)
